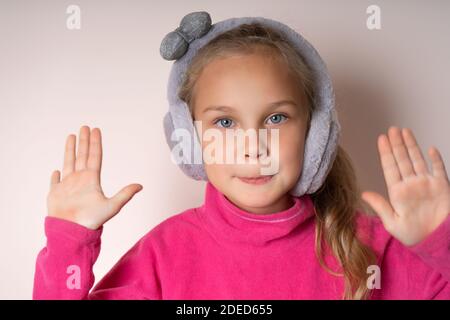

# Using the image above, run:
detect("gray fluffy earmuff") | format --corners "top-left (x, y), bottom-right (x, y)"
top-left (160, 11), bottom-right (341, 197)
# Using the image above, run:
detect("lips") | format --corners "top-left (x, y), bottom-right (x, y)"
top-left (237, 175), bottom-right (274, 185)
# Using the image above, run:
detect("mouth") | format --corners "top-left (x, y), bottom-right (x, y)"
top-left (236, 174), bottom-right (274, 185)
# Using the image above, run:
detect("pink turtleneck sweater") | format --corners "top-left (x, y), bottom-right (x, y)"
top-left (33, 182), bottom-right (450, 299)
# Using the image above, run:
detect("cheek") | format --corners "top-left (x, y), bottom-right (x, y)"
top-left (280, 126), bottom-right (305, 158)
top-left (204, 162), bottom-right (230, 179)
top-left (200, 132), bottom-right (229, 167)
top-left (277, 126), bottom-right (306, 168)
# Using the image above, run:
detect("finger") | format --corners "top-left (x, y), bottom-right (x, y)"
top-left (50, 170), bottom-right (60, 189)
top-left (62, 134), bottom-right (76, 180)
top-left (378, 134), bottom-right (402, 189)
top-left (428, 146), bottom-right (449, 181)
top-left (87, 128), bottom-right (102, 178)
top-left (388, 126), bottom-right (415, 179)
top-left (361, 191), bottom-right (397, 228)
top-left (108, 184), bottom-right (143, 215)
top-left (402, 128), bottom-right (429, 175)
top-left (75, 126), bottom-right (90, 171)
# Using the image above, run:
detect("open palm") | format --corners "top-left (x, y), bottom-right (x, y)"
top-left (361, 127), bottom-right (450, 246)
top-left (47, 126), bottom-right (143, 230)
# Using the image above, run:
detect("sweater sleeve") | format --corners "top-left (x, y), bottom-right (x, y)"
top-left (405, 215), bottom-right (450, 298)
top-left (374, 215), bottom-right (450, 299)
top-left (33, 216), bottom-right (162, 300)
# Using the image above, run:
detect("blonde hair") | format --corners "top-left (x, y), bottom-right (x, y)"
top-left (178, 22), bottom-right (377, 299)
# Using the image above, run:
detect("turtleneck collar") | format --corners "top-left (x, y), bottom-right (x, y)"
top-left (197, 181), bottom-right (316, 247)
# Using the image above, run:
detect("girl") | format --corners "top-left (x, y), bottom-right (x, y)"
top-left (33, 12), bottom-right (450, 300)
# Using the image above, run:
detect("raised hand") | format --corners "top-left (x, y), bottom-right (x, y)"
top-left (361, 126), bottom-right (450, 247)
top-left (47, 126), bottom-right (143, 230)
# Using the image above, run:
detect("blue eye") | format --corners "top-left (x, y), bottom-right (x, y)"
top-left (267, 114), bottom-right (287, 125)
top-left (214, 118), bottom-right (234, 128)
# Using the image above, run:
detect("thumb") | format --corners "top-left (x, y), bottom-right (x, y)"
top-left (361, 191), bottom-right (397, 228)
top-left (109, 184), bottom-right (143, 213)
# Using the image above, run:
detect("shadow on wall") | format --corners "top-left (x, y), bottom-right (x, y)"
top-left (333, 66), bottom-right (402, 212)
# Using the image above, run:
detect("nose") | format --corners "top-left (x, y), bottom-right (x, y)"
top-left (245, 150), bottom-right (265, 159)
top-left (243, 128), bottom-right (269, 160)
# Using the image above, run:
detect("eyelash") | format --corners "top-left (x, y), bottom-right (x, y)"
top-left (213, 113), bottom-right (289, 128)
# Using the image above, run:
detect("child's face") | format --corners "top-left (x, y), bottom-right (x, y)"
top-left (192, 52), bottom-right (309, 213)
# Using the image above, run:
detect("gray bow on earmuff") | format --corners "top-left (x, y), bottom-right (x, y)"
top-left (160, 11), bottom-right (341, 197)
top-left (160, 12), bottom-right (212, 61)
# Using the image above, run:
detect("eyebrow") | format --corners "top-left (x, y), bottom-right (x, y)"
top-left (202, 100), bottom-right (298, 114)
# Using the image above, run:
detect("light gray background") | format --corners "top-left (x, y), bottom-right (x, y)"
top-left (0, 0), bottom-right (449, 299)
